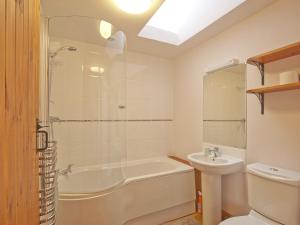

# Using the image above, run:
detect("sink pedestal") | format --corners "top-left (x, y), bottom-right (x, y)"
top-left (188, 150), bottom-right (245, 225)
top-left (202, 173), bottom-right (222, 225)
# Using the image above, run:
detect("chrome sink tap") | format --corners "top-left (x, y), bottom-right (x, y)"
top-left (206, 147), bottom-right (221, 159)
top-left (59, 164), bottom-right (73, 176)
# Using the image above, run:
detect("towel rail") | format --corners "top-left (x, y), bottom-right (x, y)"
top-left (37, 120), bottom-right (57, 225)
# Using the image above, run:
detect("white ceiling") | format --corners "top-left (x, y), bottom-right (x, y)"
top-left (42, 0), bottom-right (275, 58)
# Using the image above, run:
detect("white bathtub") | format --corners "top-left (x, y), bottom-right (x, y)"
top-left (57, 157), bottom-right (196, 225)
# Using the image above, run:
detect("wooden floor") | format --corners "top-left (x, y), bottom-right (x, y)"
top-left (161, 213), bottom-right (202, 225)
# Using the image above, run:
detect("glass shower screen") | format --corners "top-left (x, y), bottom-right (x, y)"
top-left (48, 16), bottom-right (127, 194)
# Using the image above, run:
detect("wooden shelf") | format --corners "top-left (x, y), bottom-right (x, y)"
top-left (247, 41), bottom-right (300, 114)
top-left (247, 41), bottom-right (300, 65)
top-left (247, 82), bottom-right (300, 94)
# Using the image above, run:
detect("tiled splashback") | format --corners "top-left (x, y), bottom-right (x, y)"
top-left (50, 38), bottom-right (174, 168)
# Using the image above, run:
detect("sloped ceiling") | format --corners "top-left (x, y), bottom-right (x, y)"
top-left (42, 0), bottom-right (275, 58)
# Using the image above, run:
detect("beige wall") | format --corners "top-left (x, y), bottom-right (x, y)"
top-left (173, 0), bottom-right (300, 215)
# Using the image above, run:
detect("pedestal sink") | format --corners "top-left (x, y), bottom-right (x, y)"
top-left (188, 151), bottom-right (244, 225)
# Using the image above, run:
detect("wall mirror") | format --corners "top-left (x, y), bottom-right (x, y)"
top-left (203, 64), bottom-right (246, 149)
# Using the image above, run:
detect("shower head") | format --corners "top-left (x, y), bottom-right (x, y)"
top-left (49, 46), bottom-right (77, 58)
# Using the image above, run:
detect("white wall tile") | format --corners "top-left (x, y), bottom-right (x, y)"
top-left (50, 38), bottom-right (174, 167)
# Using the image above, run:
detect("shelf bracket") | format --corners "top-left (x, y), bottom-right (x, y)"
top-left (254, 93), bottom-right (264, 114)
top-left (247, 60), bottom-right (265, 114)
top-left (252, 61), bottom-right (265, 85)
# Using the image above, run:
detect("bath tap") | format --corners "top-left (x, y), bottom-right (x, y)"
top-left (59, 164), bottom-right (73, 176)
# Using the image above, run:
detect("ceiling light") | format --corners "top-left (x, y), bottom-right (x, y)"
top-left (114, 0), bottom-right (153, 14)
top-left (139, 0), bottom-right (247, 45)
top-left (205, 59), bottom-right (240, 73)
top-left (88, 66), bottom-right (105, 78)
top-left (90, 66), bottom-right (105, 74)
top-left (100, 20), bottom-right (112, 39)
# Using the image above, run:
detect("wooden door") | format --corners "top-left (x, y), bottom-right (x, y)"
top-left (0, 0), bottom-right (40, 225)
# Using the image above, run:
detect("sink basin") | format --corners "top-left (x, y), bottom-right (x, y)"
top-left (188, 150), bottom-right (245, 225)
top-left (188, 152), bottom-right (244, 175)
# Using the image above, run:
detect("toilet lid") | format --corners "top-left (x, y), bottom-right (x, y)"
top-left (219, 216), bottom-right (270, 225)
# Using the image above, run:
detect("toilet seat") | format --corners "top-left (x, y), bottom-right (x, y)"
top-left (219, 216), bottom-right (268, 225)
top-left (219, 210), bottom-right (282, 225)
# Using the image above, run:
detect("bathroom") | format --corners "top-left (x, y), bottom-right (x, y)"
top-left (1, 0), bottom-right (300, 225)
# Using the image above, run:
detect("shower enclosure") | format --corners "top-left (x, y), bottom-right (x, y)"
top-left (39, 16), bottom-right (127, 224)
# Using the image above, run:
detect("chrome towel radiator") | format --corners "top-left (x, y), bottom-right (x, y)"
top-left (37, 121), bottom-right (57, 225)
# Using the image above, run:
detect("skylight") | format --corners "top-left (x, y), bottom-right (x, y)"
top-left (138, 0), bottom-right (247, 45)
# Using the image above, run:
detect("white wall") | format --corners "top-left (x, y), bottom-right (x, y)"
top-left (173, 0), bottom-right (300, 215)
top-left (50, 38), bottom-right (174, 168)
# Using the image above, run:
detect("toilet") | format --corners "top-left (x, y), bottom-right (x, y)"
top-left (220, 163), bottom-right (300, 225)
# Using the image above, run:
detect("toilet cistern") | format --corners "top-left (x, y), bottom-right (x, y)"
top-left (219, 163), bottom-right (300, 225)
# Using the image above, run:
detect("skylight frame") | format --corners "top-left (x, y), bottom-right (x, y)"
top-left (138, 0), bottom-right (247, 45)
